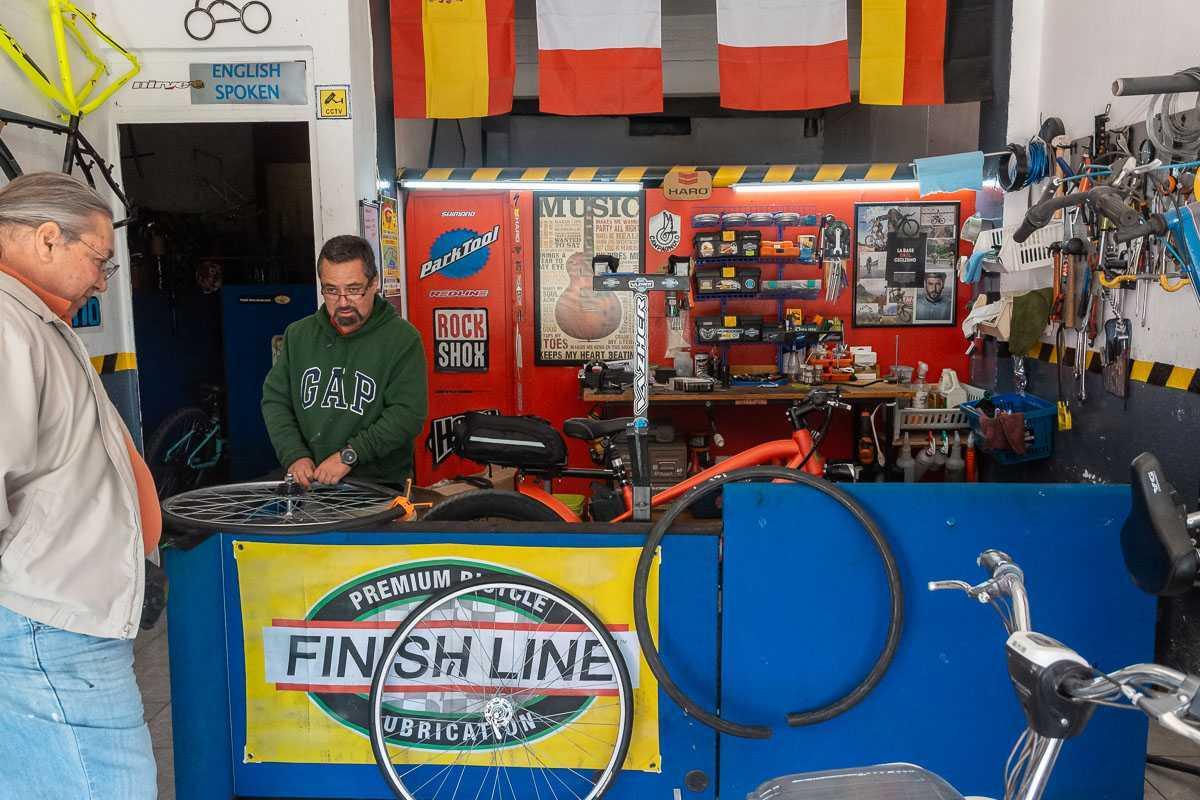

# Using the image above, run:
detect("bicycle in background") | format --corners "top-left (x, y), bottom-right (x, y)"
top-left (145, 384), bottom-right (226, 499)
top-left (423, 388), bottom-right (855, 523)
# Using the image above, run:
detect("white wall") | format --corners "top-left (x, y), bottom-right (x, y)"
top-left (1005, 0), bottom-right (1200, 368)
top-left (0, 0), bottom-right (379, 363)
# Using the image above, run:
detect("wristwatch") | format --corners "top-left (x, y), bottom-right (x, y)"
top-left (339, 445), bottom-right (358, 466)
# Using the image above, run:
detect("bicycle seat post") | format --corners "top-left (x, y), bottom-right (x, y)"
top-left (591, 258), bottom-right (684, 521)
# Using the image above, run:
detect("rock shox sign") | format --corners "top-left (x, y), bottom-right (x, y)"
top-left (420, 226), bottom-right (500, 280)
top-left (433, 308), bottom-right (489, 372)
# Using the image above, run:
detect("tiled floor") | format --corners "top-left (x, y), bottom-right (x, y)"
top-left (134, 618), bottom-right (1200, 800)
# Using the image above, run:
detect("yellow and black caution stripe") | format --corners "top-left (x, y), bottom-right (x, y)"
top-left (1026, 343), bottom-right (1200, 394)
top-left (398, 163), bottom-right (914, 188)
top-left (90, 352), bottom-right (138, 375)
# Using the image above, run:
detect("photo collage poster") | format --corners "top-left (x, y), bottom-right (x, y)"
top-left (853, 202), bottom-right (960, 327)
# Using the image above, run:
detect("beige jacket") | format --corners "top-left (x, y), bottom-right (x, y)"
top-left (0, 270), bottom-right (144, 639)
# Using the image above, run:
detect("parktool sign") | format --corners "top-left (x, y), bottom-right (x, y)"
top-left (235, 542), bottom-right (661, 768)
top-left (420, 226), bottom-right (500, 280)
top-left (189, 61), bottom-right (306, 104)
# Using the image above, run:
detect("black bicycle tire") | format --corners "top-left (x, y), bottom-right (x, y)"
top-left (240, 0), bottom-right (272, 34)
top-left (145, 406), bottom-right (210, 474)
top-left (632, 465), bottom-right (903, 739)
top-left (161, 477), bottom-right (404, 535)
top-left (422, 489), bottom-right (565, 522)
top-left (368, 574), bottom-right (634, 800)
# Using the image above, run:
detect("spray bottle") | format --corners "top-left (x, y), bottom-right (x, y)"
top-left (946, 432), bottom-right (966, 482)
top-left (897, 432), bottom-right (915, 483)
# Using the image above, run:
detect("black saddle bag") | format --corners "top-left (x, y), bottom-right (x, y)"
top-left (452, 412), bottom-right (567, 470)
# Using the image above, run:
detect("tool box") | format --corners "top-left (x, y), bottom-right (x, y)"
top-left (695, 265), bottom-right (761, 296)
top-left (695, 314), bottom-right (764, 342)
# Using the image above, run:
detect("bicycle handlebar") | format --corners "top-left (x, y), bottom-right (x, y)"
top-left (934, 551), bottom-right (1200, 748)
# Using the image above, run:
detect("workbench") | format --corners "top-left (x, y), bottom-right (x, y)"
top-left (582, 382), bottom-right (915, 404)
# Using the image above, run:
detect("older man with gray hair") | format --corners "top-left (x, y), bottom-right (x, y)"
top-left (0, 172), bottom-right (159, 798)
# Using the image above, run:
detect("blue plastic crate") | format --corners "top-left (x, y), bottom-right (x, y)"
top-left (960, 392), bottom-right (1055, 464)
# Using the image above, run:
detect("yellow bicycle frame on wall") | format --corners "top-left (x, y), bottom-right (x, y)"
top-left (0, 0), bottom-right (139, 117)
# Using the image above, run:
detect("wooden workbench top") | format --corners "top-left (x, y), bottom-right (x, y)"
top-left (583, 382), bottom-right (915, 404)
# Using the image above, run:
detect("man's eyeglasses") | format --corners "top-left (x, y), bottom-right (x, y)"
top-left (321, 284), bottom-right (373, 299)
top-left (78, 238), bottom-right (120, 280)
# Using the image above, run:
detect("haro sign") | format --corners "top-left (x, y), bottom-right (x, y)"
top-left (260, 560), bottom-right (639, 750)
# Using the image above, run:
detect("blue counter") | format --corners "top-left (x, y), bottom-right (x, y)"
top-left (165, 483), bottom-right (1151, 799)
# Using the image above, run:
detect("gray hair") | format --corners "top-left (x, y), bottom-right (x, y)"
top-left (0, 172), bottom-right (112, 242)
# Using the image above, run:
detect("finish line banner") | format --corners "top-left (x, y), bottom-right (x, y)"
top-left (235, 541), bottom-right (661, 770)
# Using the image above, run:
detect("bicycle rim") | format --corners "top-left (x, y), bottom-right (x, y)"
top-left (161, 478), bottom-right (403, 534)
top-left (369, 576), bottom-right (634, 800)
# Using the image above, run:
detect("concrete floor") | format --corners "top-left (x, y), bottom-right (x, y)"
top-left (134, 619), bottom-right (1200, 800)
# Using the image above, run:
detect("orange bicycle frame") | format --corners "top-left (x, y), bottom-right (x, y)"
top-left (512, 427), bottom-right (823, 524)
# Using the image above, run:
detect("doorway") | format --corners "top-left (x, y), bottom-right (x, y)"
top-left (120, 120), bottom-right (319, 483)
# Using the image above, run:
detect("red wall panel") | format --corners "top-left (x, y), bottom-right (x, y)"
top-left (404, 184), bottom-right (976, 484)
top-left (404, 191), bottom-right (516, 483)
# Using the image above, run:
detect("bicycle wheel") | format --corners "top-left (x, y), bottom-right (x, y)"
top-left (145, 406), bottom-right (211, 499)
top-left (161, 478), bottom-right (404, 534)
top-left (633, 466), bottom-right (904, 739)
top-left (369, 575), bottom-right (634, 800)
top-left (184, 7), bottom-right (216, 40)
top-left (422, 490), bottom-right (565, 523)
top-left (240, 0), bottom-right (272, 34)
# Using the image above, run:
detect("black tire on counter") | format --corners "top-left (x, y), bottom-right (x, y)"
top-left (632, 465), bottom-right (904, 739)
top-left (421, 489), bottom-right (565, 522)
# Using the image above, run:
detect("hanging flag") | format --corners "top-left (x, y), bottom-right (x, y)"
top-left (859, 0), bottom-right (993, 106)
top-left (390, 0), bottom-right (515, 119)
top-left (716, 0), bottom-right (850, 111)
top-left (536, 0), bottom-right (663, 116)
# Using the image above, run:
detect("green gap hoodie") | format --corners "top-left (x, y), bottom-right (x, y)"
top-left (261, 296), bottom-right (428, 485)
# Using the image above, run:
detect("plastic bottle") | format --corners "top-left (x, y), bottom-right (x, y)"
top-left (913, 434), bottom-right (935, 481)
top-left (897, 433), bottom-right (915, 483)
top-left (946, 432), bottom-right (965, 482)
top-left (965, 433), bottom-right (977, 482)
top-left (932, 434), bottom-right (947, 473)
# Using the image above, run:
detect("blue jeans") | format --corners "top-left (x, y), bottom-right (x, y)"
top-left (0, 604), bottom-right (156, 799)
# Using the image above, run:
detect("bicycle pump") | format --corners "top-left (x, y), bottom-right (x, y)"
top-left (592, 254), bottom-right (687, 521)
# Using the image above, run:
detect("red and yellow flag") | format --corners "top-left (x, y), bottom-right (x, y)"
top-left (391, 0), bottom-right (515, 119)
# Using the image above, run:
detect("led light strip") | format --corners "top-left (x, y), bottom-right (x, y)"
top-left (732, 180), bottom-right (921, 193)
top-left (400, 180), bottom-right (643, 193)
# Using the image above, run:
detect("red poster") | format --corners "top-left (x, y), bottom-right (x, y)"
top-left (405, 192), bottom-right (515, 483)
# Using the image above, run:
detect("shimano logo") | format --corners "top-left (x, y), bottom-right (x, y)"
top-left (440, 211), bottom-right (476, 218)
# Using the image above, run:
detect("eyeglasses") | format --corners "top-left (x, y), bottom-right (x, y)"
top-left (77, 238), bottom-right (120, 280)
top-left (320, 284), bottom-right (373, 299)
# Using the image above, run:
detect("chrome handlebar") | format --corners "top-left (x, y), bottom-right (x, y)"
top-left (933, 551), bottom-right (1200, 747)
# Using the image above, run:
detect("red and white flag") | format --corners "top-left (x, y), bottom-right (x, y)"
top-left (716, 0), bottom-right (850, 111)
top-left (536, 0), bottom-right (663, 116)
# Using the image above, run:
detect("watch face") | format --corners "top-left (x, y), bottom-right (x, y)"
top-left (341, 448), bottom-right (357, 465)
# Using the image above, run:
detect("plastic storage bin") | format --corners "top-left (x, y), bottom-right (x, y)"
top-left (960, 392), bottom-right (1055, 464)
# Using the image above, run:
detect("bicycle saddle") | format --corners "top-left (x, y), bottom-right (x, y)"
top-left (748, 763), bottom-right (966, 800)
top-left (1122, 452), bottom-right (1200, 596)
top-left (562, 417), bottom-right (633, 441)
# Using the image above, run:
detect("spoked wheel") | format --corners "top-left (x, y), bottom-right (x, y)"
top-left (369, 575), bottom-right (634, 800)
top-left (161, 478), bottom-right (405, 534)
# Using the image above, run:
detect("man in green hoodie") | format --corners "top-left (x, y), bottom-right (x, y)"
top-left (262, 235), bottom-right (428, 488)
